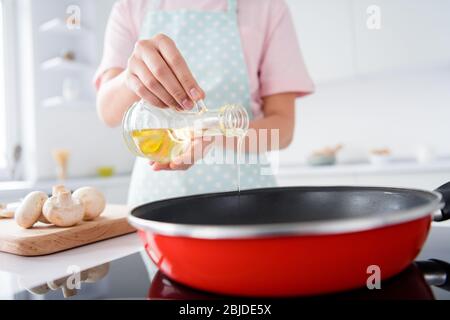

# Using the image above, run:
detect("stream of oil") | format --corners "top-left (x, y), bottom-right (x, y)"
top-left (236, 135), bottom-right (244, 193)
top-left (236, 134), bottom-right (246, 216)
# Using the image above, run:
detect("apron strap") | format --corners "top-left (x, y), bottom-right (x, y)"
top-left (227, 0), bottom-right (238, 15)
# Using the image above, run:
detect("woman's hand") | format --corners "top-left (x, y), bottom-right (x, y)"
top-left (151, 137), bottom-right (214, 171)
top-left (125, 33), bottom-right (205, 110)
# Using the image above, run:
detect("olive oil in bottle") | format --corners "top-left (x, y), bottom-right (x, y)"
top-left (130, 129), bottom-right (188, 164)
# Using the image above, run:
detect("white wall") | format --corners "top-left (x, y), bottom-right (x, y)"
top-left (286, 0), bottom-right (357, 83)
top-left (287, 0), bottom-right (450, 81)
top-left (352, 0), bottom-right (450, 74)
top-left (282, 0), bottom-right (450, 165)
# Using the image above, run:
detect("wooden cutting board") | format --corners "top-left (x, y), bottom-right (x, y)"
top-left (0, 204), bottom-right (136, 257)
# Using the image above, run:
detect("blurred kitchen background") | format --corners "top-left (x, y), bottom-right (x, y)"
top-left (0, 0), bottom-right (449, 203)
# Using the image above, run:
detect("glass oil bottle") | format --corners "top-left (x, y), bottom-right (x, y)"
top-left (122, 99), bottom-right (249, 164)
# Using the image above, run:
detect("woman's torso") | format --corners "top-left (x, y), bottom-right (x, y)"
top-left (127, 0), bottom-right (277, 206)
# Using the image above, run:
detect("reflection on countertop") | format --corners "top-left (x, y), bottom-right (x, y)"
top-left (14, 254), bottom-right (151, 300)
top-left (24, 263), bottom-right (110, 298)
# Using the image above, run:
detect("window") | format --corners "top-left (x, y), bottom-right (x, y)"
top-left (0, 0), bottom-right (6, 172)
top-left (0, 0), bottom-right (19, 181)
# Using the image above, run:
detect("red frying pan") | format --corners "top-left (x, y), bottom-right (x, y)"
top-left (129, 183), bottom-right (450, 297)
top-left (148, 259), bottom-right (450, 300)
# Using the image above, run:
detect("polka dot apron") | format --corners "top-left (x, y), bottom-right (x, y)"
top-left (127, 0), bottom-right (276, 206)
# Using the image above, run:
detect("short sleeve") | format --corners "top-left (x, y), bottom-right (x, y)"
top-left (93, 0), bottom-right (137, 90)
top-left (259, 0), bottom-right (315, 98)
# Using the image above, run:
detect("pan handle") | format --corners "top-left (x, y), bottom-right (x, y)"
top-left (434, 182), bottom-right (450, 222)
top-left (415, 259), bottom-right (450, 292)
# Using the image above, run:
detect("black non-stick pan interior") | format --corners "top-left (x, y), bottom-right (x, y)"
top-left (131, 187), bottom-right (437, 226)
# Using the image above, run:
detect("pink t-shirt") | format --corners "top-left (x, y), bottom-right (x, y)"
top-left (95, 0), bottom-right (314, 118)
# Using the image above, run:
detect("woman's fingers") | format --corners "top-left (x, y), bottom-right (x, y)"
top-left (135, 40), bottom-right (194, 110)
top-left (155, 34), bottom-right (205, 102)
top-left (128, 56), bottom-right (178, 108)
top-left (125, 72), bottom-right (165, 107)
top-left (169, 139), bottom-right (202, 170)
top-left (155, 138), bottom-right (213, 171)
top-left (149, 141), bottom-right (198, 171)
top-left (128, 35), bottom-right (205, 110)
top-left (152, 162), bottom-right (171, 171)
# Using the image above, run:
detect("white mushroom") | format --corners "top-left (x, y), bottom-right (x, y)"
top-left (43, 191), bottom-right (84, 227)
top-left (37, 213), bottom-right (51, 224)
top-left (38, 185), bottom-right (67, 224)
top-left (1, 202), bottom-right (20, 218)
top-left (0, 207), bottom-right (15, 219)
top-left (52, 185), bottom-right (68, 196)
top-left (72, 187), bottom-right (106, 221)
top-left (0, 203), bottom-right (14, 218)
top-left (15, 191), bottom-right (48, 229)
top-left (0, 203), bottom-right (10, 218)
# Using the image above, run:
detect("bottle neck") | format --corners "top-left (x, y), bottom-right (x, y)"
top-left (194, 105), bottom-right (249, 137)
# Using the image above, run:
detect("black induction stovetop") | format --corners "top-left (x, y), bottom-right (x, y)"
top-left (13, 226), bottom-right (450, 300)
